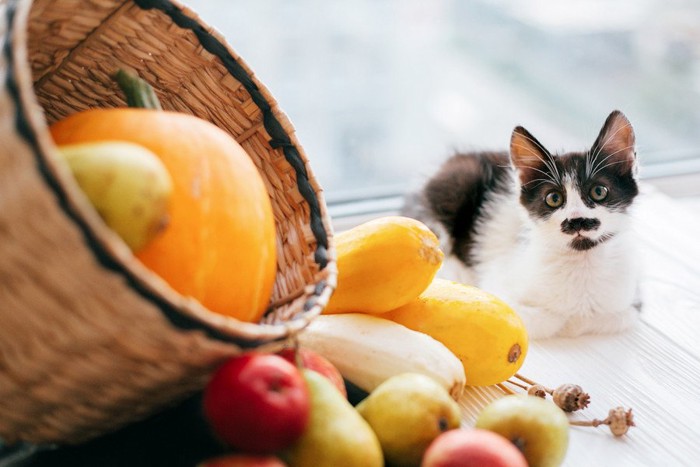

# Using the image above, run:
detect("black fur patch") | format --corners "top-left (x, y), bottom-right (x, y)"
top-left (561, 217), bottom-right (601, 234)
top-left (569, 232), bottom-right (615, 251)
top-left (570, 236), bottom-right (597, 251)
top-left (419, 152), bottom-right (511, 265)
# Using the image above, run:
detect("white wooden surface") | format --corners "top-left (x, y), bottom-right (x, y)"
top-left (457, 186), bottom-right (700, 467)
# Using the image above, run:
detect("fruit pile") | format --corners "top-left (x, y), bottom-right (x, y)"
top-left (312, 215), bottom-right (530, 389)
top-left (197, 350), bottom-right (607, 467)
top-left (198, 350), bottom-right (461, 467)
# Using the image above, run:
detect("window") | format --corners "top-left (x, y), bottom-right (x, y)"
top-left (184, 0), bottom-right (700, 214)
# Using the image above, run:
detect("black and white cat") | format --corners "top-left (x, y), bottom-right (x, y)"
top-left (402, 110), bottom-right (641, 339)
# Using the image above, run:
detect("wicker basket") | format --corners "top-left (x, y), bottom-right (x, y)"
top-left (0, 0), bottom-right (336, 445)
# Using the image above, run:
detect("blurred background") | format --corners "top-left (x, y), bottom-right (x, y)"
top-left (183, 0), bottom-right (700, 216)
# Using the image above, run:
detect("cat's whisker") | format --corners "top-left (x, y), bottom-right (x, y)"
top-left (585, 148), bottom-right (594, 179)
top-left (590, 160), bottom-right (630, 179)
top-left (590, 119), bottom-right (633, 173)
top-left (590, 145), bottom-right (635, 178)
top-left (511, 160), bottom-right (559, 186)
top-left (593, 118), bottom-right (632, 155)
top-left (511, 144), bottom-right (560, 185)
top-left (598, 120), bottom-right (632, 156)
top-left (523, 179), bottom-right (557, 190)
top-left (590, 144), bottom-right (633, 175)
top-left (590, 150), bottom-right (627, 174)
top-left (517, 134), bottom-right (561, 181)
top-left (511, 142), bottom-right (548, 165)
top-left (519, 132), bottom-right (550, 158)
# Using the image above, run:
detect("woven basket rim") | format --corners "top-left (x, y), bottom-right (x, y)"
top-left (3, 0), bottom-right (337, 347)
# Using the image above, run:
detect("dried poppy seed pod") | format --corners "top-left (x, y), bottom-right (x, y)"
top-left (607, 407), bottom-right (635, 436)
top-left (527, 384), bottom-right (548, 398)
top-left (552, 383), bottom-right (590, 412)
top-left (570, 406), bottom-right (636, 437)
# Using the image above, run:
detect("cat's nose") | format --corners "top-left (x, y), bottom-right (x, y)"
top-left (561, 217), bottom-right (600, 234)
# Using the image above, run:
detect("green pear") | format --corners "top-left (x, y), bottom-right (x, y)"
top-left (281, 369), bottom-right (383, 467)
top-left (475, 395), bottom-right (569, 467)
top-left (57, 141), bottom-right (173, 252)
top-left (356, 373), bottom-right (461, 467)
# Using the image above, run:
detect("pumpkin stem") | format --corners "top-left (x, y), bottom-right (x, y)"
top-left (113, 68), bottom-right (163, 111)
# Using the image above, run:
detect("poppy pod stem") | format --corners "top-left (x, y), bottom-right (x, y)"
top-left (113, 68), bottom-right (163, 111)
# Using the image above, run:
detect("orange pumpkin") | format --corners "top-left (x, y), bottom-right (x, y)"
top-left (50, 108), bottom-right (277, 323)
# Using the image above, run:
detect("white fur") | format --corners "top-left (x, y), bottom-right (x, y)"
top-left (437, 175), bottom-right (640, 340)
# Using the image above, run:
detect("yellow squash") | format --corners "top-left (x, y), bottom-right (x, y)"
top-left (323, 216), bottom-right (443, 315)
top-left (383, 278), bottom-right (528, 386)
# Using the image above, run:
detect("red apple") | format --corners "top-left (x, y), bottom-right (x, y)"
top-left (277, 347), bottom-right (347, 398)
top-left (203, 353), bottom-right (310, 453)
top-left (421, 429), bottom-right (528, 467)
top-left (198, 454), bottom-right (287, 467)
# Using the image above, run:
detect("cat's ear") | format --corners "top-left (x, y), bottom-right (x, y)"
top-left (510, 126), bottom-right (551, 184)
top-left (591, 110), bottom-right (636, 174)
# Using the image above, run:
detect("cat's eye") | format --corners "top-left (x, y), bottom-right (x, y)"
top-left (545, 191), bottom-right (564, 208)
top-left (590, 185), bottom-right (609, 202)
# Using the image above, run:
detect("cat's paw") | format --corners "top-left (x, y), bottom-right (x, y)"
top-left (514, 304), bottom-right (567, 340)
top-left (558, 304), bottom-right (640, 337)
top-left (607, 305), bottom-right (640, 333)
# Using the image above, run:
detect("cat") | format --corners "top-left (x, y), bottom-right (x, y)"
top-left (401, 110), bottom-right (641, 339)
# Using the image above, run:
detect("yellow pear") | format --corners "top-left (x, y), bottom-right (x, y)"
top-left (57, 141), bottom-right (173, 252)
top-left (281, 370), bottom-right (383, 467)
top-left (356, 373), bottom-right (461, 467)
